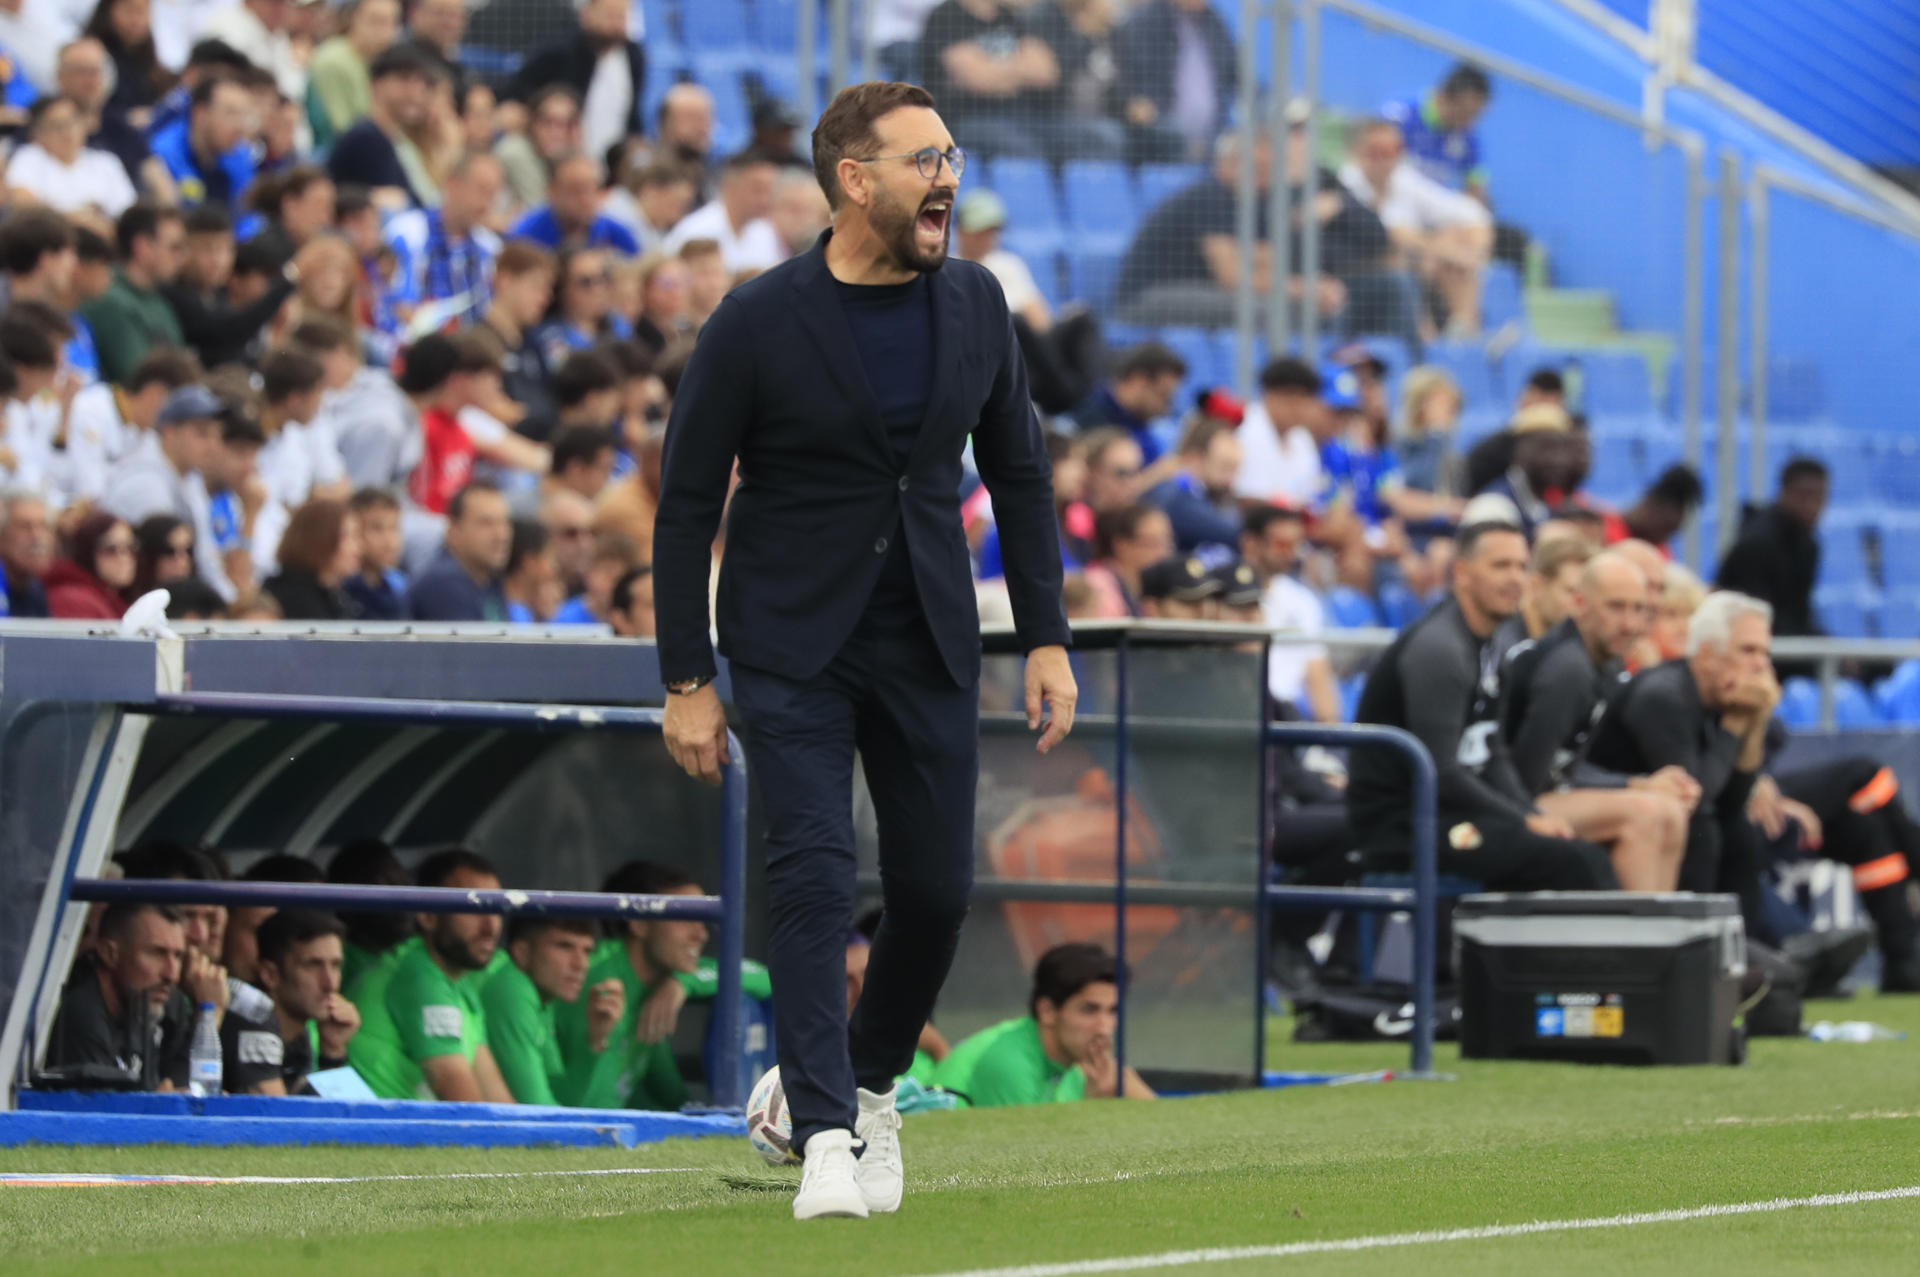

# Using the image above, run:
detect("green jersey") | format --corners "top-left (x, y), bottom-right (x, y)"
top-left (340, 939), bottom-right (406, 1001)
top-left (478, 958), bottom-right (627, 1107)
top-left (552, 939), bottom-right (772, 1111)
top-left (935, 1017), bottom-right (1087, 1108)
top-left (347, 939), bottom-right (489, 1100)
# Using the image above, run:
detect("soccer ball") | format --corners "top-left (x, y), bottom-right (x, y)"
top-left (745, 1065), bottom-right (800, 1167)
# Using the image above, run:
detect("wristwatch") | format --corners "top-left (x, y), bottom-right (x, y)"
top-left (666, 675), bottom-right (714, 696)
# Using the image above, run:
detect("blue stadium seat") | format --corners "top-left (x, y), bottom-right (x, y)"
top-left (1024, 251), bottom-right (1065, 313)
top-left (1880, 597), bottom-right (1920, 644)
top-left (1481, 263), bottom-right (1523, 330)
top-left (1874, 661), bottom-right (1920, 723)
top-left (638, 0), bottom-right (684, 64)
top-left (983, 158), bottom-right (1062, 248)
top-left (1819, 516), bottom-right (1871, 591)
top-left (1815, 585), bottom-right (1880, 638)
top-left (1064, 249), bottom-right (1124, 314)
top-left (1135, 164), bottom-right (1203, 213)
top-left (1833, 679), bottom-right (1883, 728)
top-left (754, 0), bottom-right (806, 53)
top-left (1424, 340), bottom-right (1499, 417)
top-left (1060, 161), bottom-right (1137, 253)
top-left (1325, 586), bottom-right (1381, 629)
top-left (1589, 435), bottom-right (1643, 497)
top-left (681, 0), bottom-right (752, 53)
top-left (1777, 677), bottom-right (1821, 728)
top-left (1765, 357), bottom-right (1825, 422)
top-left (1879, 518), bottom-right (1920, 592)
top-left (1580, 351), bottom-right (1655, 417)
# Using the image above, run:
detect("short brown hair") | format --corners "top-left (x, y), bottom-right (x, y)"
top-left (495, 239), bottom-right (555, 280)
top-left (277, 498), bottom-right (347, 577)
top-left (1530, 530), bottom-right (1595, 582)
top-left (811, 80), bottom-right (936, 210)
top-left (288, 314), bottom-right (356, 355)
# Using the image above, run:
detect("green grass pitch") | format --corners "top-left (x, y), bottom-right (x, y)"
top-left (4, 997), bottom-right (1918, 1277)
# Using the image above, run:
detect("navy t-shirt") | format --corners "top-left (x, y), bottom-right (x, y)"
top-left (835, 274), bottom-right (933, 607)
top-left (327, 120), bottom-right (420, 206)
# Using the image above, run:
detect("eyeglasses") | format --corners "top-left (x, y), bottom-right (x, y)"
top-left (162, 543), bottom-right (193, 558)
top-left (857, 145), bottom-right (966, 181)
top-left (571, 273), bottom-right (611, 289)
top-left (98, 541), bottom-right (136, 556)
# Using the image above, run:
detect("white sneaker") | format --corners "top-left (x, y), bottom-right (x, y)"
top-left (792, 1129), bottom-right (869, 1221)
top-left (854, 1086), bottom-right (904, 1213)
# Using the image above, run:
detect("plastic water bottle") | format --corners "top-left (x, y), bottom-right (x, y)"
top-left (1806, 1020), bottom-right (1906, 1043)
top-left (188, 1002), bottom-right (223, 1096)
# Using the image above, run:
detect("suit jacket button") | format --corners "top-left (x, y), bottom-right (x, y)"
top-left (874, 537), bottom-right (888, 553)
top-left (897, 475), bottom-right (909, 491)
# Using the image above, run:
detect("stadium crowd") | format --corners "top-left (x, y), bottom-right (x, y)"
top-left (9, 0), bottom-right (1920, 1108)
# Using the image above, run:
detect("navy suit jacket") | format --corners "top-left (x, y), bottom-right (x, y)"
top-left (654, 233), bottom-right (1071, 688)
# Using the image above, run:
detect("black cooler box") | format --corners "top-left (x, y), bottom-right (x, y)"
top-left (1454, 892), bottom-right (1744, 1065)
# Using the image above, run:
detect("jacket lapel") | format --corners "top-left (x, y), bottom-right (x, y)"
top-left (908, 266), bottom-right (965, 468)
top-left (789, 235), bottom-right (889, 458)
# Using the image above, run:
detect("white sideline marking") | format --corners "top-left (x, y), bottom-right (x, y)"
top-left (914, 1185), bottom-right (1920, 1277)
top-left (2, 1167), bottom-right (701, 1188)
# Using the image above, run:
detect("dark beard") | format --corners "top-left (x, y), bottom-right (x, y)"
top-left (873, 187), bottom-right (948, 274)
top-left (428, 923), bottom-right (490, 972)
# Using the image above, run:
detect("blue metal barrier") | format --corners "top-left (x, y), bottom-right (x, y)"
top-left (43, 691), bottom-right (752, 1111)
top-left (1260, 721), bottom-right (1441, 1078)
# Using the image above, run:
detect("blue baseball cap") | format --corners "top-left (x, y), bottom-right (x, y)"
top-left (1321, 364), bottom-right (1364, 412)
top-left (156, 384), bottom-right (225, 427)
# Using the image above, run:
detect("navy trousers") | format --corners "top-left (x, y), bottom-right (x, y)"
top-left (729, 599), bottom-right (979, 1150)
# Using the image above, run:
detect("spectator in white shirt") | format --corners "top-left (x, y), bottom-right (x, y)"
top-left (768, 169), bottom-right (831, 259)
top-left (198, 0), bottom-right (310, 102)
top-left (1233, 356), bottom-right (1327, 508)
top-left (662, 152), bottom-right (785, 274)
top-left (5, 96), bottom-right (138, 232)
top-left (0, 0), bottom-right (84, 96)
top-left (65, 346), bottom-right (202, 503)
top-left (600, 161), bottom-right (698, 257)
top-left (1338, 118), bottom-right (1492, 337)
top-left (101, 383), bottom-right (224, 592)
top-left (1240, 503), bottom-right (1340, 722)
top-left (954, 188), bottom-right (1048, 331)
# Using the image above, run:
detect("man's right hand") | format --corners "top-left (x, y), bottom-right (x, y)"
top-left (183, 950), bottom-right (229, 1012)
top-left (1525, 812), bottom-right (1576, 841)
top-left (1633, 765), bottom-right (1702, 813)
top-left (1080, 1036), bottom-right (1120, 1098)
top-left (663, 683), bottom-right (729, 785)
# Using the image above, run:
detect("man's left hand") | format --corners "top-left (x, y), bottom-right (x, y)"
top-left (1025, 645), bottom-right (1077, 754)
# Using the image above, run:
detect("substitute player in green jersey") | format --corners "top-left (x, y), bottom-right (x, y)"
top-left (937, 943), bottom-right (1155, 1108)
top-left (554, 860), bottom-right (772, 1110)
top-left (347, 849), bottom-right (515, 1102)
top-left (480, 916), bottom-right (626, 1106)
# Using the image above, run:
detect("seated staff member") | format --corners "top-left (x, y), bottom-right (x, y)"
top-left (347, 849), bottom-right (515, 1102)
top-left (1498, 550), bottom-right (1695, 891)
top-left (479, 915), bottom-right (626, 1106)
top-left (45, 902), bottom-right (198, 1090)
top-left (553, 860), bottom-right (772, 1111)
top-left (221, 910), bottom-right (361, 1096)
top-left (936, 943), bottom-right (1154, 1108)
top-left (847, 909), bottom-right (948, 1088)
top-left (1347, 520), bottom-right (1618, 892)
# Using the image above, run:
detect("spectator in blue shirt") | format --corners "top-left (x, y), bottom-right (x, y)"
top-left (408, 480), bottom-right (512, 621)
top-left (1379, 63), bottom-right (1490, 199)
top-left (501, 518), bottom-right (558, 623)
top-left (342, 487), bottom-right (409, 619)
top-left (531, 246), bottom-right (631, 372)
top-left (510, 152), bottom-right (640, 257)
top-left (1143, 415), bottom-right (1242, 556)
top-left (1071, 341), bottom-right (1187, 467)
top-left (384, 152), bottom-right (506, 329)
top-left (149, 75), bottom-right (257, 209)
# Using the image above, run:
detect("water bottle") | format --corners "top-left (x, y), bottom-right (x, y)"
top-left (188, 1002), bottom-right (223, 1097)
top-left (1806, 1020), bottom-right (1906, 1043)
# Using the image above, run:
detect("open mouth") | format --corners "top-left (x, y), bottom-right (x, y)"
top-left (917, 199), bottom-right (951, 237)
